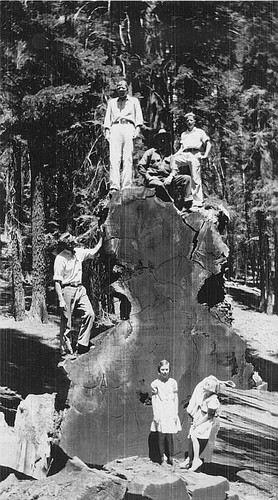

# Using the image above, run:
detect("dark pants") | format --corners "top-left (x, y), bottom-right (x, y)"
top-left (187, 437), bottom-right (208, 462)
top-left (169, 174), bottom-right (192, 209)
top-left (158, 432), bottom-right (174, 461)
top-left (146, 174), bottom-right (192, 209)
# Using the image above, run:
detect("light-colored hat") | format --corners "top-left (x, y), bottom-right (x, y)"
top-left (184, 112), bottom-right (196, 120)
top-left (153, 128), bottom-right (171, 140)
top-left (117, 79), bottom-right (128, 89)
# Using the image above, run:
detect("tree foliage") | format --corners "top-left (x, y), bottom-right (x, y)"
top-left (0, 0), bottom-right (277, 319)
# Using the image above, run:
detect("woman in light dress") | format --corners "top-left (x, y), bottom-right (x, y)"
top-left (150, 359), bottom-right (181, 465)
top-left (180, 375), bottom-right (225, 471)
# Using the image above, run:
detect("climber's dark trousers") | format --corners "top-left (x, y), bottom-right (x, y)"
top-left (158, 432), bottom-right (174, 461)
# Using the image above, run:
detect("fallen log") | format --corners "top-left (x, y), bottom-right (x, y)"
top-left (212, 387), bottom-right (278, 476)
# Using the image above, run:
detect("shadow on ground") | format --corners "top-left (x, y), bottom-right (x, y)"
top-left (225, 283), bottom-right (260, 310)
top-left (0, 327), bottom-right (70, 424)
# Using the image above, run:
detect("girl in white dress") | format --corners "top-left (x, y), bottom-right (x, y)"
top-left (150, 359), bottom-right (181, 465)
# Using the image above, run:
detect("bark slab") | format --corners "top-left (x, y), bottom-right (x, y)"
top-left (213, 387), bottom-right (278, 476)
top-left (0, 393), bottom-right (55, 479)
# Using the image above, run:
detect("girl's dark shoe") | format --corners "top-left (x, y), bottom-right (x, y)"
top-left (76, 344), bottom-right (90, 355)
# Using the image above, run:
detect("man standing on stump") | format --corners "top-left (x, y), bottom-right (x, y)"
top-left (54, 230), bottom-right (103, 358)
top-left (104, 79), bottom-right (143, 193)
top-left (171, 112), bottom-right (211, 209)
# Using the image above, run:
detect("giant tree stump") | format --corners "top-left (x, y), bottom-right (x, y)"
top-left (60, 188), bottom-right (252, 465)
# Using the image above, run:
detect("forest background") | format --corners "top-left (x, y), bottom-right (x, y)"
top-left (0, 0), bottom-right (277, 324)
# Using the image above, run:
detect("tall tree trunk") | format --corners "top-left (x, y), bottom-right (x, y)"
top-left (6, 139), bottom-right (26, 320)
top-left (29, 145), bottom-right (48, 322)
top-left (11, 228), bottom-right (25, 320)
top-left (57, 163), bottom-right (70, 232)
top-left (258, 210), bottom-right (267, 312)
top-left (273, 223), bottom-right (278, 314)
top-left (265, 222), bottom-right (276, 315)
top-left (259, 145), bottom-right (274, 313)
top-left (242, 166), bottom-right (251, 284)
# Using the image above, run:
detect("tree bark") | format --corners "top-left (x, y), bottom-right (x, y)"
top-left (11, 229), bottom-right (25, 320)
top-left (265, 229), bottom-right (274, 314)
top-left (7, 139), bottom-right (26, 320)
top-left (273, 223), bottom-right (278, 314)
top-left (258, 210), bottom-right (267, 312)
top-left (29, 144), bottom-right (48, 322)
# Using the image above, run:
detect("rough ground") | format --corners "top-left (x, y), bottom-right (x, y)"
top-left (0, 275), bottom-right (277, 498)
top-left (231, 301), bottom-right (278, 363)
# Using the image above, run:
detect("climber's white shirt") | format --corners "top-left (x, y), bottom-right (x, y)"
top-left (180, 127), bottom-right (210, 151)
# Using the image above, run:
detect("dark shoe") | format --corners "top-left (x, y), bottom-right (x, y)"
top-left (183, 199), bottom-right (193, 210)
top-left (109, 188), bottom-right (119, 198)
top-left (76, 344), bottom-right (90, 355)
top-left (155, 185), bottom-right (173, 202)
top-left (167, 457), bottom-right (174, 465)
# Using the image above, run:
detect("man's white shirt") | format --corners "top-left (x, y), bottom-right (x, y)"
top-left (180, 127), bottom-right (210, 151)
top-left (54, 248), bottom-right (96, 285)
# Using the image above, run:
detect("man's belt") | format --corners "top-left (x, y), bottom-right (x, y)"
top-left (182, 148), bottom-right (200, 154)
top-left (62, 283), bottom-right (82, 288)
top-left (112, 118), bottom-right (135, 126)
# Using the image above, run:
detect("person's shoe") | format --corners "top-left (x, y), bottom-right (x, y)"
top-left (60, 347), bottom-right (67, 357)
top-left (167, 457), bottom-right (174, 466)
top-left (65, 353), bottom-right (77, 360)
top-left (160, 454), bottom-right (167, 466)
top-left (109, 188), bottom-right (119, 198)
top-left (64, 340), bottom-right (74, 355)
top-left (178, 207), bottom-right (189, 216)
top-left (180, 457), bottom-right (191, 469)
top-left (189, 204), bottom-right (202, 212)
top-left (154, 185), bottom-right (173, 203)
top-left (76, 344), bottom-right (90, 355)
top-left (188, 458), bottom-right (203, 471)
top-left (58, 352), bottom-right (77, 365)
top-left (183, 199), bottom-right (193, 210)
